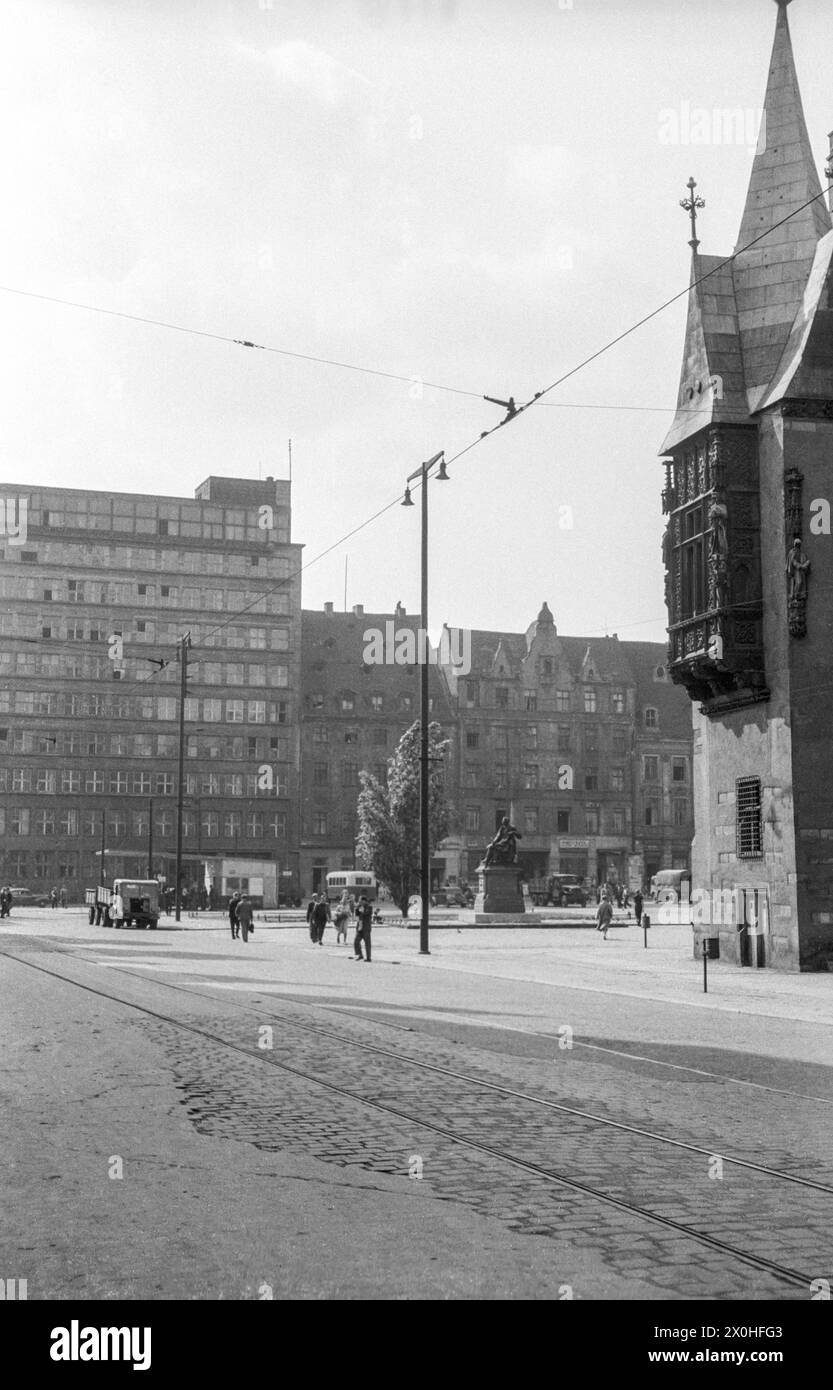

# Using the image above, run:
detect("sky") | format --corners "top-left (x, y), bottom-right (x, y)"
top-left (3, 0), bottom-right (832, 645)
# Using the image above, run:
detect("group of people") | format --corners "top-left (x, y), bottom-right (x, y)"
top-left (306, 891), bottom-right (376, 961)
top-left (0, 886), bottom-right (13, 918)
top-left (49, 887), bottom-right (68, 909)
top-left (227, 891), bottom-right (255, 942)
top-left (595, 886), bottom-right (644, 940)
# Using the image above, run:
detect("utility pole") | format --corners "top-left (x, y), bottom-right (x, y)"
top-left (147, 797), bottom-right (153, 878)
top-left (99, 809), bottom-right (107, 887)
top-left (420, 465), bottom-right (430, 955)
top-left (174, 632), bottom-right (191, 923)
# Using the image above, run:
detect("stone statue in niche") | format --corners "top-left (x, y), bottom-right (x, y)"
top-left (786, 536), bottom-right (810, 639)
top-left (786, 537), bottom-right (810, 601)
top-left (708, 500), bottom-right (729, 559)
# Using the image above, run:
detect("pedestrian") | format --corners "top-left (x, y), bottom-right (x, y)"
top-left (0, 886), bottom-right (11, 919)
top-left (59, 886), bottom-right (67, 908)
top-left (311, 893), bottom-right (330, 945)
top-left (596, 892), bottom-right (613, 940)
top-left (236, 895), bottom-right (254, 943)
top-left (353, 894), bottom-right (373, 962)
top-left (334, 891), bottom-right (351, 944)
top-left (306, 894), bottom-right (318, 942)
top-left (632, 888), bottom-right (643, 925)
top-left (228, 890), bottom-right (241, 940)
top-left (50, 886), bottom-right (58, 910)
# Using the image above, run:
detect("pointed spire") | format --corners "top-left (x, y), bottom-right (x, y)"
top-left (733, 0), bottom-right (832, 406)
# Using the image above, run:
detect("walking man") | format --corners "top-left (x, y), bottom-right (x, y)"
top-left (228, 890), bottom-right (241, 940)
top-left (353, 894), bottom-right (373, 962)
top-left (596, 891), bottom-right (613, 941)
top-left (632, 887), bottom-right (643, 926)
top-left (50, 887), bottom-right (58, 909)
top-left (236, 895), bottom-right (254, 943)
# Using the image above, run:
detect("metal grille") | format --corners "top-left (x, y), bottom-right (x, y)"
top-left (736, 777), bottom-right (762, 858)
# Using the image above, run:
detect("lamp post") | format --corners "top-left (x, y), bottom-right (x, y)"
top-left (402, 450), bottom-right (448, 955)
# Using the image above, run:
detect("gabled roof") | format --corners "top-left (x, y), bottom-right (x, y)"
top-left (660, 1), bottom-right (833, 449)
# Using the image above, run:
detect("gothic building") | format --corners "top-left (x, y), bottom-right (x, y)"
top-left (660, 0), bottom-right (833, 969)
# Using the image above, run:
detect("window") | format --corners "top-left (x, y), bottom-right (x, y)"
top-left (464, 764), bottom-right (480, 788)
top-left (523, 764), bottom-right (539, 790)
top-left (612, 728), bottom-right (627, 757)
top-left (556, 689), bottom-right (570, 712)
top-left (737, 777), bottom-right (763, 858)
top-left (557, 810), bottom-right (570, 834)
top-left (645, 800), bottom-right (660, 827)
top-left (584, 770), bottom-right (599, 792)
top-left (680, 502), bottom-right (707, 619)
top-left (11, 809), bottom-right (30, 835)
top-left (342, 762), bottom-right (358, 787)
top-left (156, 773), bottom-right (174, 795)
top-left (611, 689), bottom-right (625, 714)
top-left (610, 767), bottom-right (625, 792)
top-left (226, 700), bottom-right (244, 723)
top-left (132, 773), bottom-right (152, 795)
top-left (585, 806), bottom-right (600, 834)
top-left (223, 812), bottom-right (242, 839)
top-left (157, 698), bottom-right (177, 720)
top-left (371, 695), bottom-right (384, 713)
top-left (644, 707), bottom-right (658, 729)
top-left (672, 757), bottom-right (688, 783)
top-left (401, 695), bottom-right (412, 713)
top-left (541, 658), bottom-right (553, 678)
top-left (583, 688), bottom-right (596, 713)
top-left (463, 680), bottom-right (479, 707)
top-left (493, 726), bottom-right (508, 750)
top-left (525, 725), bottom-right (538, 750)
top-left (341, 692), bottom-right (355, 712)
top-left (494, 762), bottom-right (508, 787)
top-left (313, 762), bottom-right (329, 786)
top-left (310, 694), bottom-right (324, 713)
top-left (344, 729), bottom-right (359, 745)
top-left (465, 806), bottom-right (481, 832)
top-left (524, 807), bottom-right (539, 832)
top-left (557, 725), bottom-right (571, 753)
top-left (203, 698), bottom-right (222, 722)
top-left (109, 772), bottom-right (129, 794)
top-left (84, 771), bottom-right (103, 794)
top-left (247, 700), bottom-right (266, 724)
top-left (34, 811), bottom-right (55, 836)
top-left (585, 725), bottom-right (599, 754)
top-left (246, 811), bottom-right (264, 838)
top-left (495, 686), bottom-right (509, 709)
top-left (524, 691), bottom-right (537, 712)
top-left (313, 812), bottom-right (328, 836)
top-left (610, 808), bottom-right (626, 834)
top-left (201, 812), bottom-right (219, 839)
top-left (673, 800), bottom-right (688, 827)
top-left (60, 810), bottom-right (78, 836)
top-left (643, 756), bottom-right (659, 782)
top-left (466, 730), bottom-right (479, 750)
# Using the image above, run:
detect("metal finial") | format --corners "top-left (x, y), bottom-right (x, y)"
top-left (680, 176), bottom-right (705, 251)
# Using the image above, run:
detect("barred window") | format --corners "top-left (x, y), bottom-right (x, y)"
top-left (737, 777), bottom-right (762, 858)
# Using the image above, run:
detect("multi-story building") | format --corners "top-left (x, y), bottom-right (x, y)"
top-left (300, 603), bottom-right (455, 895)
top-left (0, 476), bottom-right (301, 905)
top-left (440, 604), bottom-right (693, 891)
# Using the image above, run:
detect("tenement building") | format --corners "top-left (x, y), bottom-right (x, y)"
top-left (439, 604), bottom-right (693, 892)
top-left (0, 476), bottom-right (301, 906)
top-left (660, 0), bottom-right (833, 968)
top-left (300, 603), bottom-right (454, 895)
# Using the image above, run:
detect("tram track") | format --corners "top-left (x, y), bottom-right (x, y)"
top-left (2, 940), bottom-right (830, 1295)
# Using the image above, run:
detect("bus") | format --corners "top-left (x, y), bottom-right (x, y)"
top-left (325, 870), bottom-right (377, 904)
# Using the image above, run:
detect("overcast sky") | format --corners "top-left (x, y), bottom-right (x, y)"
top-left (3, 0), bottom-right (832, 644)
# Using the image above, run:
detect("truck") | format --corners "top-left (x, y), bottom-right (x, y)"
top-left (85, 879), bottom-right (161, 929)
top-left (527, 874), bottom-right (589, 908)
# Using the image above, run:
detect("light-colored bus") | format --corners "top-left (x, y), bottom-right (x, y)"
top-left (325, 871), bottom-right (377, 903)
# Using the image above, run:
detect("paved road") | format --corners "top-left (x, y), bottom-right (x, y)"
top-left (2, 910), bottom-right (831, 1300)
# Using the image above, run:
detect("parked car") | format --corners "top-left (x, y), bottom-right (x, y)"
top-left (431, 885), bottom-right (474, 908)
top-left (7, 887), bottom-right (52, 907)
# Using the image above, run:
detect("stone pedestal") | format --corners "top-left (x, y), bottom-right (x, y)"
top-left (474, 864), bottom-right (527, 919)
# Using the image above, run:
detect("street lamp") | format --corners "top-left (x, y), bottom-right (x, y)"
top-left (402, 450), bottom-right (448, 955)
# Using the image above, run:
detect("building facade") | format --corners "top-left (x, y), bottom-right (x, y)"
top-left (660, 1), bottom-right (833, 969)
top-left (0, 476), bottom-right (301, 904)
top-left (299, 603), bottom-right (455, 895)
top-left (440, 605), bottom-right (693, 892)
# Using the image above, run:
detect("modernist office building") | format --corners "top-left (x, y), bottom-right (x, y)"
top-left (0, 476), bottom-right (301, 904)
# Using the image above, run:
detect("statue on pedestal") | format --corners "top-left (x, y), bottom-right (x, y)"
top-left (483, 817), bottom-right (522, 868)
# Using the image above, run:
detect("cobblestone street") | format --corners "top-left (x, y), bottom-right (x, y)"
top-left (2, 911), bottom-right (831, 1301)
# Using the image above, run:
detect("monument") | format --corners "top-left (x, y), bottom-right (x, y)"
top-left (473, 817), bottom-right (527, 922)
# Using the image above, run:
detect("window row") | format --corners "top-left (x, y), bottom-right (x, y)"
top-left (14, 498), bottom-right (289, 542)
top-left (0, 577), bottom-right (291, 615)
top-left (461, 683), bottom-right (628, 715)
top-left (309, 761), bottom-right (388, 788)
top-left (307, 692), bottom-right (434, 715)
top-left (2, 769), bottom-right (289, 797)
top-left (461, 763), bottom-right (630, 792)
top-left (0, 614), bottom-right (292, 652)
top-left (462, 806), bottom-right (631, 835)
top-left (465, 725), bottom-right (633, 755)
top-left (310, 725), bottom-right (390, 747)
top-left (2, 691), bottom-right (290, 723)
top-left (2, 653), bottom-right (288, 686)
top-left (0, 809), bottom-right (288, 839)
top-left (11, 541), bottom-right (291, 577)
top-left (2, 730), bottom-right (290, 759)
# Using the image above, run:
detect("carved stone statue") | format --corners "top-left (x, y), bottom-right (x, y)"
top-left (483, 816), bottom-right (521, 867)
top-left (786, 537), bottom-right (810, 601)
top-left (708, 500), bottom-right (729, 559)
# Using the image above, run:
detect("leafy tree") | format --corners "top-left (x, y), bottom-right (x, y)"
top-left (355, 720), bottom-right (452, 916)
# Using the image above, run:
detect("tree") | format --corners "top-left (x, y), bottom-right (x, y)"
top-left (355, 720), bottom-right (452, 916)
